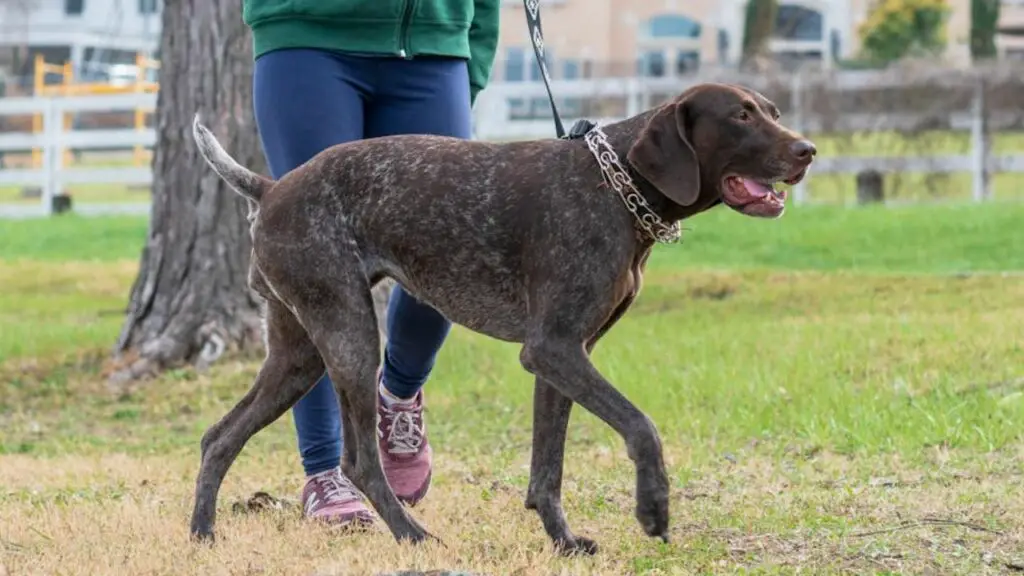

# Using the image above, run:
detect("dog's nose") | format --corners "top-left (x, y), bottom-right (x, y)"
top-left (790, 139), bottom-right (817, 160)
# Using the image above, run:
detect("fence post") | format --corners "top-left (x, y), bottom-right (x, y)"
top-left (790, 71), bottom-right (807, 205)
top-left (626, 77), bottom-right (642, 118)
top-left (41, 97), bottom-right (59, 216)
top-left (969, 76), bottom-right (990, 202)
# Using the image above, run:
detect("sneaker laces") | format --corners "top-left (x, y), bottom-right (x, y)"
top-left (314, 470), bottom-right (361, 505)
top-left (379, 406), bottom-right (423, 455)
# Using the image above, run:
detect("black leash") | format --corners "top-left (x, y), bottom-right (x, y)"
top-left (522, 0), bottom-right (595, 140)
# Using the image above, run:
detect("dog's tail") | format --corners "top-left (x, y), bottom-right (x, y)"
top-left (192, 114), bottom-right (273, 203)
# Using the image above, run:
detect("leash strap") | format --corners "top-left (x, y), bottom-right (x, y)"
top-left (522, 0), bottom-right (595, 140)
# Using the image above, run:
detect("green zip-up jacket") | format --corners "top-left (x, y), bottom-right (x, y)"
top-left (242, 0), bottom-right (501, 105)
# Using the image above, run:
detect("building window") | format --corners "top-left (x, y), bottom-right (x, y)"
top-left (562, 60), bottom-right (579, 80)
top-left (503, 47), bottom-right (527, 118)
top-left (561, 60), bottom-right (582, 117)
top-left (639, 49), bottom-right (700, 77)
top-left (528, 48), bottom-right (553, 118)
top-left (65, 0), bottom-right (85, 15)
top-left (504, 47), bottom-right (525, 82)
top-left (503, 47), bottom-right (555, 120)
top-left (774, 4), bottom-right (823, 41)
top-left (638, 14), bottom-right (703, 77)
top-left (638, 50), bottom-right (666, 77)
top-left (646, 14), bottom-right (702, 38)
top-left (675, 51), bottom-right (699, 75)
top-left (139, 0), bottom-right (158, 14)
top-left (717, 29), bottom-right (730, 64)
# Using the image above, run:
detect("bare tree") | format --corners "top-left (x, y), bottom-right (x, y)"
top-left (0, 0), bottom-right (38, 78)
top-left (111, 0), bottom-right (392, 386)
top-left (110, 0), bottom-right (265, 385)
top-left (740, 0), bottom-right (778, 71)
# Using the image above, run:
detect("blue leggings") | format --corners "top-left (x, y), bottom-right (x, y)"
top-left (253, 49), bottom-right (471, 476)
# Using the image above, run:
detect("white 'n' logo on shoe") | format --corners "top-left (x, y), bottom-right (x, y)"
top-left (304, 492), bottom-right (320, 515)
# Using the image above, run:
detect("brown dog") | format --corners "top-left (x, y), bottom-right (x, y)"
top-left (188, 83), bottom-right (815, 555)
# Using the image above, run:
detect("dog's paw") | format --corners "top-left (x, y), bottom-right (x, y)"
top-left (393, 525), bottom-right (432, 546)
top-left (189, 526), bottom-right (217, 545)
top-left (554, 535), bottom-right (599, 557)
top-left (635, 491), bottom-right (669, 542)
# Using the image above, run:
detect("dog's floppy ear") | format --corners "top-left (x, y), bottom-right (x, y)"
top-left (626, 100), bottom-right (700, 206)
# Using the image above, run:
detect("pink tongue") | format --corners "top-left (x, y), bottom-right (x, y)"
top-left (741, 179), bottom-right (771, 199)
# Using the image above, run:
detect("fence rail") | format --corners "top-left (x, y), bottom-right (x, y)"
top-left (2, 67), bottom-right (1024, 217)
top-left (0, 92), bottom-right (156, 217)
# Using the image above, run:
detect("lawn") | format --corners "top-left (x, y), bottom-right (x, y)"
top-left (1, 204), bottom-right (1023, 575)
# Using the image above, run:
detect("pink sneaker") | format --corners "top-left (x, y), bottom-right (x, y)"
top-left (300, 467), bottom-right (375, 526)
top-left (378, 387), bottom-right (433, 506)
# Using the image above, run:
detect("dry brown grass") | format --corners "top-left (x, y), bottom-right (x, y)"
top-left (3, 444), bottom-right (1022, 576)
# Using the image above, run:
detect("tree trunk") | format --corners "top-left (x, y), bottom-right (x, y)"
top-left (110, 0), bottom-right (267, 386)
top-left (970, 0), bottom-right (1001, 61)
top-left (111, 0), bottom-right (392, 387)
top-left (741, 0), bottom-right (778, 71)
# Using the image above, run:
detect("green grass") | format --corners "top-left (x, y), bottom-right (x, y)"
top-left (0, 214), bottom-right (147, 261)
top-left (1, 205), bottom-right (1023, 574)
top-left (2, 201), bottom-right (1020, 269)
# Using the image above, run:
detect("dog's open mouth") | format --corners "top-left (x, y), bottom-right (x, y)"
top-left (721, 168), bottom-right (807, 219)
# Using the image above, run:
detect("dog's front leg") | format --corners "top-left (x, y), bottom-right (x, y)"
top-left (520, 338), bottom-right (670, 544)
top-left (525, 377), bottom-right (598, 556)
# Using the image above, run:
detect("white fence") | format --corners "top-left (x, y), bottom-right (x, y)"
top-left (2, 71), bottom-right (1023, 217)
top-left (0, 92), bottom-right (156, 218)
top-left (472, 74), bottom-right (1024, 205)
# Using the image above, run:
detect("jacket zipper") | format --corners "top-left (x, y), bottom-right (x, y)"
top-left (398, 0), bottom-right (415, 59)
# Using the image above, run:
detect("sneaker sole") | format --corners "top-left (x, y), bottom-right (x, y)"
top-left (396, 469), bottom-right (432, 507)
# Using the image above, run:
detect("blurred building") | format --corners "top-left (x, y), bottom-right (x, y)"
top-left (0, 0), bottom-right (160, 86)
top-left (494, 0), bottom-right (1011, 80)
top-left (1, 0), bottom-right (1022, 88)
top-left (1000, 0), bottom-right (1024, 56)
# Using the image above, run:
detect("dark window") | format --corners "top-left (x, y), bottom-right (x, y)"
top-left (638, 50), bottom-right (666, 77)
top-left (504, 47), bottom-right (525, 82)
top-left (774, 5), bottom-right (823, 41)
top-left (65, 0), bottom-right (85, 15)
top-left (675, 50), bottom-right (699, 75)
top-left (139, 0), bottom-right (158, 14)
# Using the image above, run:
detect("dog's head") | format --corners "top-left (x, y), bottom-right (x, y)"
top-left (626, 82), bottom-right (816, 219)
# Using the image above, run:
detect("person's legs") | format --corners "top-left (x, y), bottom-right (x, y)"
top-left (366, 56), bottom-right (473, 505)
top-left (253, 48), bottom-right (375, 524)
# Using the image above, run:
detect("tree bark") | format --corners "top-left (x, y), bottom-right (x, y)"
top-left (111, 0), bottom-right (392, 387)
top-left (110, 0), bottom-right (266, 385)
top-left (741, 0), bottom-right (778, 72)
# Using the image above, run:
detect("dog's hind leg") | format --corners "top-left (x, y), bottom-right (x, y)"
top-left (190, 299), bottom-right (325, 542)
top-left (290, 269), bottom-right (430, 545)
